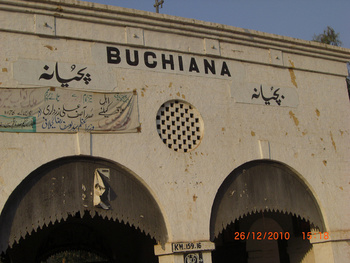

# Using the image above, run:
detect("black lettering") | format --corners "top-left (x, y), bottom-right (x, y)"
top-left (144, 52), bottom-right (157, 68)
top-left (126, 49), bottom-right (139, 66)
top-left (107, 47), bottom-right (121, 64)
top-left (173, 244), bottom-right (179, 251)
top-left (204, 59), bottom-right (216, 75)
top-left (189, 58), bottom-right (200, 73)
top-left (178, 56), bottom-right (184, 71)
top-left (162, 54), bottom-right (174, 70)
top-left (220, 61), bottom-right (231, 77)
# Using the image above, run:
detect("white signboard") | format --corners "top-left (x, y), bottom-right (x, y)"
top-left (13, 59), bottom-right (115, 91)
top-left (91, 44), bottom-right (233, 79)
top-left (0, 87), bottom-right (139, 133)
top-left (231, 83), bottom-right (299, 108)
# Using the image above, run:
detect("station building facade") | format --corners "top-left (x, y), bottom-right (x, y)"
top-left (0, 0), bottom-right (349, 262)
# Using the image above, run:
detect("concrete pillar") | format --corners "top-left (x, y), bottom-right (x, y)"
top-left (287, 237), bottom-right (315, 263)
top-left (310, 242), bottom-right (334, 263)
top-left (310, 230), bottom-right (350, 263)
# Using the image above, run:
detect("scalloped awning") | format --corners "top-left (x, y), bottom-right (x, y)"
top-left (0, 156), bottom-right (168, 253)
top-left (210, 161), bottom-right (325, 239)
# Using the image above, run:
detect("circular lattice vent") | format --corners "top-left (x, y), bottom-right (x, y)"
top-left (156, 100), bottom-right (204, 153)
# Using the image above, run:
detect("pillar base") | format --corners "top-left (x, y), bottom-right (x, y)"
top-left (155, 241), bottom-right (215, 263)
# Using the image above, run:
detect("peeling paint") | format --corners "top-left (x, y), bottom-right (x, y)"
top-left (44, 45), bottom-right (56, 51)
top-left (2, 68), bottom-right (8, 72)
top-left (330, 132), bottom-right (336, 151)
top-left (176, 92), bottom-right (180, 97)
top-left (289, 111), bottom-right (299, 126)
top-left (323, 160), bottom-right (327, 166)
top-left (193, 194), bottom-right (198, 202)
top-left (251, 131), bottom-right (255, 136)
top-left (141, 87), bottom-right (146, 97)
top-left (169, 82), bottom-right (172, 88)
top-left (339, 186), bottom-right (343, 190)
top-left (315, 109), bottom-right (320, 117)
top-left (288, 60), bottom-right (298, 88)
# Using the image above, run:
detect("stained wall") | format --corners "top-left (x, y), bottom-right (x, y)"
top-left (0, 0), bottom-right (349, 262)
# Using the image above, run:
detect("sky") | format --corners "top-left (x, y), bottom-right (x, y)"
top-left (81, 0), bottom-right (350, 49)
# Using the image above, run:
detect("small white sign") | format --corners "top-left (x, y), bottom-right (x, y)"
top-left (184, 252), bottom-right (203, 263)
top-left (172, 242), bottom-right (203, 252)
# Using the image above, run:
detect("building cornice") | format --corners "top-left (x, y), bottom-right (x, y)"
top-left (1, 0), bottom-right (349, 75)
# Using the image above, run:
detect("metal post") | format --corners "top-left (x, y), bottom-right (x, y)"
top-left (154, 0), bottom-right (164, 13)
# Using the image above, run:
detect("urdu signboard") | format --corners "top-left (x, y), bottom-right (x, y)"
top-left (0, 87), bottom-right (139, 133)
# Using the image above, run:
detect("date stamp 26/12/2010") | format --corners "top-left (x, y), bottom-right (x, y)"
top-left (234, 232), bottom-right (329, 241)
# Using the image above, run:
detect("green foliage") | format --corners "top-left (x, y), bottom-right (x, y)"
top-left (312, 26), bottom-right (342, 46)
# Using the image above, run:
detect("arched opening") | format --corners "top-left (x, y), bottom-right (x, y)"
top-left (0, 156), bottom-right (168, 262)
top-left (210, 161), bottom-right (325, 263)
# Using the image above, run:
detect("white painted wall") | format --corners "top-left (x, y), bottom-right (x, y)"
top-left (0, 0), bottom-right (349, 262)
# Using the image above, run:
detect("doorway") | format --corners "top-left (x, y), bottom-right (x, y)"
top-left (212, 211), bottom-right (314, 263)
top-left (2, 211), bottom-right (158, 262)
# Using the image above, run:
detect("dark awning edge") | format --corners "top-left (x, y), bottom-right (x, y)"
top-left (213, 208), bottom-right (324, 239)
top-left (1, 208), bottom-right (166, 253)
